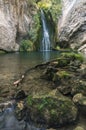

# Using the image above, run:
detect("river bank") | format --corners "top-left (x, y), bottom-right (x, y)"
top-left (0, 51), bottom-right (86, 130)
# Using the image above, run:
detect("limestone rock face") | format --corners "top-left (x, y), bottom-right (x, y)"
top-left (0, 0), bottom-right (32, 52)
top-left (58, 0), bottom-right (86, 53)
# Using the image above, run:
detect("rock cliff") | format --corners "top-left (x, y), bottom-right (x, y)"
top-left (58, 0), bottom-right (86, 53)
top-left (0, 0), bottom-right (34, 52)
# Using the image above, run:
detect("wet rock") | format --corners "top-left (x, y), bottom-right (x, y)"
top-left (71, 80), bottom-right (86, 96)
top-left (73, 93), bottom-right (83, 104)
top-left (15, 90), bottom-right (27, 100)
top-left (26, 90), bottom-right (77, 128)
top-left (80, 69), bottom-right (86, 80)
top-left (53, 70), bottom-right (72, 82)
top-left (0, 100), bottom-right (15, 112)
top-left (15, 101), bottom-right (27, 121)
top-left (73, 93), bottom-right (86, 114)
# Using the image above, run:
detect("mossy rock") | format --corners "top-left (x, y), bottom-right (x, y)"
top-left (73, 93), bottom-right (86, 106)
top-left (61, 52), bottom-right (83, 63)
top-left (56, 52), bottom-right (83, 68)
top-left (71, 80), bottom-right (86, 96)
top-left (27, 90), bottom-right (77, 128)
top-left (73, 93), bottom-right (86, 114)
top-left (53, 70), bottom-right (72, 82)
top-left (57, 58), bottom-right (70, 67)
top-left (0, 50), bottom-right (6, 54)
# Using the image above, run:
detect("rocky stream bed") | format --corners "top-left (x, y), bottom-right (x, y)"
top-left (0, 52), bottom-right (86, 130)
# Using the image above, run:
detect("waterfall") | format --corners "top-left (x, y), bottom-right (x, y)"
top-left (40, 10), bottom-right (51, 51)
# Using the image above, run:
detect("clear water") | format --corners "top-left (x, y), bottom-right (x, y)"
top-left (0, 51), bottom-right (59, 130)
top-left (0, 51), bottom-right (59, 85)
top-left (0, 51), bottom-right (86, 130)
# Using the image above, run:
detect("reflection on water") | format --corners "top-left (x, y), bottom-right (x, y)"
top-left (0, 51), bottom-right (86, 130)
top-left (0, 51), bottom-right (59, 86)
top-left (0, 51), bottom-right (59, 130)
top-left (42, 51), bottom-right (51, 62)
top-left (0, 51), bottom-right (59, 73)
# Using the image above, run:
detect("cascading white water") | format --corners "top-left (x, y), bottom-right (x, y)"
top-left (40, 10), bottom-right (51, 51)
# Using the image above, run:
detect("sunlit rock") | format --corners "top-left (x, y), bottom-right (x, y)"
top-left (0, 0), bottom-right (32, 52)
top-left (58, 0), bottom-right (86, 53)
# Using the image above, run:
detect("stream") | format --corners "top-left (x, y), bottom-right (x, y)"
top-left (0, 51), bottom-right (58, 130)
top-left (0, 51), bottom-right (86, 130)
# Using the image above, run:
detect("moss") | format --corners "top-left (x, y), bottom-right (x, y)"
top-left (29, 12), bottom-right (41, 50)
top-left (27, 95), bottom-right (33, 106)
top-left (52, 70), bottom-right (73, 83)
top-left (56, 52), bottom-right (84, 68)
top-left (0, 50), bottom-right (6, 54)
top-left (61, 52), bottom-right (84, 62)
top-left (49, 0), bottom-right (62, 23)
top-left (57, 70), bottom-right (71, 78)
top-left (55, 45), bottom-right (61, 50)
top-left (57, 58), bottom-right (70, 67)
top-left (71, 80), bottom-right (86, 95)
top-left (26, 92), bottom-right (77, 127)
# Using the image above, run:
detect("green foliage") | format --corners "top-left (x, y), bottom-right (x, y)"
top-left (37, 0), bottom-right (62, 22)
top-left (29, 12), bottom-right (41, 49)
top-left (61, 52), bottom-right (84, 62)
top-left (20, 40), bottom-right (34, 52)
top-left (53, 70), bottom-right (71, 82)
top-left (37, 0), bottom-right (52, 10)
top-left (55, 45), bottom-right (61, 50)
top-left (37, 98), bottom-right (48, 111)
top-left (57, 70), bottom-right (71, 78)
top-left (49, 0), bottom-right (62, 22)
top-left (0, 50), bottom-right (6, 54)
top-left (27, 95), bottom-right (33, 105)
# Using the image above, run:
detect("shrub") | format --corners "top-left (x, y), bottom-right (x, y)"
top-left (20, 40), bottom-right (34, 52)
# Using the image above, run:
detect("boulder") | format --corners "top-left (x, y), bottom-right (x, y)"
top-left (73, 93), bottom-right (86, 113)
top-left (58, 0), bottom-right (86, 53)
top-left (27, 90), bottom-right (77, 128)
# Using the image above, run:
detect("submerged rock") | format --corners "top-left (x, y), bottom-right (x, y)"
top-left (26, 90), bottom-right (77, 128)
top-left (58, 0), bottom-right (86, 53)
top-left (15, 90), bottom-right (27, 100)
